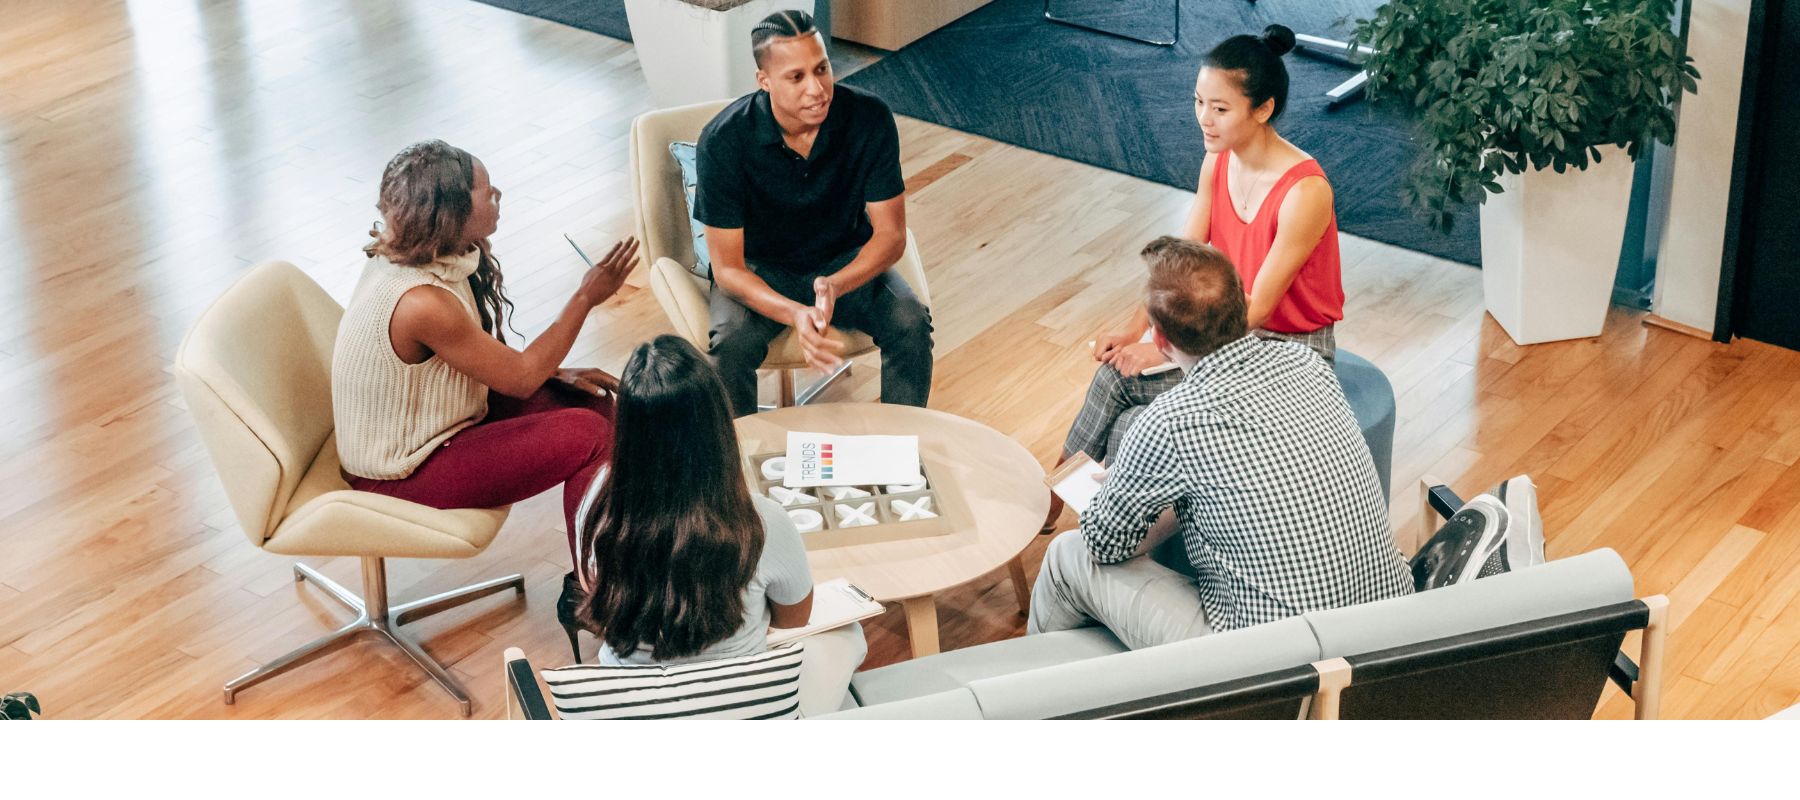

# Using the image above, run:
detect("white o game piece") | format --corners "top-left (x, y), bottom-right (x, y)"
top-left (884, 481), bottom-right (926, 494)
top-left (824, 485), bottom-right (870, 500)
top-left (788, 508), bottom-right (823, 533)
top-left (759, 457), bottom-right (786, 481)
top-left (835, 501), bottom-right (878, 528)
top-left (892, 497), bottom-right (937, 521)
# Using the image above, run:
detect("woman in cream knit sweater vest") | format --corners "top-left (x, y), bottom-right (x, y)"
top-left (332, 140), bottom-right (638, 599)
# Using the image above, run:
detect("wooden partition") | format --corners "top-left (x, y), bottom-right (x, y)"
top-left (830, 0), bottom-right (994, 50)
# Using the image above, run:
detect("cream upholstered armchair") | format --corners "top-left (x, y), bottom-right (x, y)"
top-left (175, 261), bottom-right (524, 717)
top-left (629, 100), bottom-right (932, 407)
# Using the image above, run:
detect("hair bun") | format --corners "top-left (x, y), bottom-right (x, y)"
top-left (1260, 24), bottom-right (1296, 57)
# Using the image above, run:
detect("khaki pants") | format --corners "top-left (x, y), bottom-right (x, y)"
top-left (1027, 530), bottom-right (1212, 650)
top-left (794, 622), bottom-right (868, 717)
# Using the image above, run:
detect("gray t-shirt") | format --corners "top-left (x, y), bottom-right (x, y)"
top-left (600, 495), bottom-right (814, 665)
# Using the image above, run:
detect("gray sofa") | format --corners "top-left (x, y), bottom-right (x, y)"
top-left (816, 548), bottom-right (1642, 719)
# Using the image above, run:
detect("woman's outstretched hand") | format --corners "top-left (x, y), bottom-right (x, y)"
top-left (577, 237), bottom-right (639, 309)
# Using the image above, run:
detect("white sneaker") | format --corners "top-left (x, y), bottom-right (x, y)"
top-left (1495, 474), bottom-right (1546, 569)
top-left (1411, 494), bottom-right (1511, 590)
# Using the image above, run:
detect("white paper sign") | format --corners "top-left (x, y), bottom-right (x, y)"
top-left (782, 432), bottom-right (924, 487)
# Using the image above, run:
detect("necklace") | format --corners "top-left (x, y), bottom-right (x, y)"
top-left (1235, 166), bottom-right (1274, 215)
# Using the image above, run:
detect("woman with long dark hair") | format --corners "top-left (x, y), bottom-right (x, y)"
top-left (331, 140), bottom-right (639, 625)
top-left (1048, 25), bottom-right (1345, 530)
top-left (573, 335), bottom-right (866, 715)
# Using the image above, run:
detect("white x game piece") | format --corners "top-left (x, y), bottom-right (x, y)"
top-left (769, 486), bottom-right (815, 507)
top-left (891, 497), bottom-right (937, 521)
top-left (835, 502), bottom-right (878, 527)
top-left (823, 485), bottom-right (871, 500)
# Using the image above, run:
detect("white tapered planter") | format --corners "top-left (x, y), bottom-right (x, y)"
top-left (1478, 145), bottom-right (1635, 345)
top-left (625, 0), bottom-right (815, 109)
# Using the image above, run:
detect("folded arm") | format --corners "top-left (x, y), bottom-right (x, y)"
top-left (1079, 414), bottom-right (1188, 565)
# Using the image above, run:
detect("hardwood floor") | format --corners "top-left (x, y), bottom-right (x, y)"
top-left (3, 0), bottom-right (1797, 719)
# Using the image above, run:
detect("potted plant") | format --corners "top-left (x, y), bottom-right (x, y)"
top-left (626, 0), bottom-right (816, 109)
top-left (1352, 0), bottom-right (1699, 344)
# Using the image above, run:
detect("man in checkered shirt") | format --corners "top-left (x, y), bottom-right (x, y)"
top-left (1029, 237), bottom-right (1413, 649)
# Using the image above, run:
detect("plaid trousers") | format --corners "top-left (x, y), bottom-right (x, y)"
top-left (1061, 326), bottom-right (1335, 462)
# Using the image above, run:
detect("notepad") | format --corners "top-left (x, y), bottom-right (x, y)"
top-left (1046, 452), bottom-right (1108, 514)
top-left (782, 432), bottom-right (924, 487)
top-left (765, 578), bottom-right (885, 647)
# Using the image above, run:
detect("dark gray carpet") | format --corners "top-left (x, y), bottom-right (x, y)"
top-left (843, 0), bottom-right (1481, 265)
top-left (474, 0), bottom-right (632, 42)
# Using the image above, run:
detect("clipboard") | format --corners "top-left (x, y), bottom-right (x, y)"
top-left (765, 578), bottom-right (885, 646)
top-left (1046, 452), bottom-right (1107, 514)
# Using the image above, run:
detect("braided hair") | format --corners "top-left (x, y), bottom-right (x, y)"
top-left (750, 9), bottom-right (817, 68)
top-left (364, 140), bottom-right (518, 343)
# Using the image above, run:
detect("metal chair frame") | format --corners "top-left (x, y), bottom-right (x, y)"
top-left (1044, 0), bottom-right (1181, 47)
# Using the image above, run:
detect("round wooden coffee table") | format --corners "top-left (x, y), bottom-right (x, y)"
top-left (735, 403), bottom-right (1048, 658)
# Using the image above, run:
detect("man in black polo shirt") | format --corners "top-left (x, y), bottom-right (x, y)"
top-left (695, 10), bottom-right (933, 417)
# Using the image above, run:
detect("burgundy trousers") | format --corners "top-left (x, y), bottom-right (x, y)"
top-left (346, 383), bottom-right (614, 567)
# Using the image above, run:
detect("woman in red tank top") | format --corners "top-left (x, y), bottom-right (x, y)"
top-left (1093, 24), bottom-right (1342, 377)
top-left (1046, 25), bottom-right (1343, 533)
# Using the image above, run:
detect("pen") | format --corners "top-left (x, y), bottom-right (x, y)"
top-left (564, 233), bottom-right (596, 268)
top-left (846, 583), bottom-right (874, 603)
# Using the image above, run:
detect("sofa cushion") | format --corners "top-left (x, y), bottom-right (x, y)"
top-left (812, 688), bottom-right (985, 720)
top-left (669, 141), bottom-right (711, 280)
top-left (849, 627), bottom-right (1125, 707)
top-left (1305, 548), bottom-right (1634, 659)
top-left (966, 617), bottom-right (1323, 720)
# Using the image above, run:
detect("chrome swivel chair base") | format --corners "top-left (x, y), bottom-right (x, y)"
top-left (1044, 0), bottom-right (1181, 47)
top-left (222, 557), bottom-right (526, 717)
top-left (759, 361), bottom-right (854, 411)
top-left (1293, 33), bottom-right (1378, 109)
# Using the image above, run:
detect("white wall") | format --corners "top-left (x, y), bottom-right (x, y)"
top-left (1652, 0), bottom-right (1754, 334)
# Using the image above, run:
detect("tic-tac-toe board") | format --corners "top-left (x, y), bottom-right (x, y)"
top-left (744, 452), bottom-right (957, 550)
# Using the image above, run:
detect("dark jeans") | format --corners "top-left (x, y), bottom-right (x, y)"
top-left (708, 250), bottom-right (933, 417)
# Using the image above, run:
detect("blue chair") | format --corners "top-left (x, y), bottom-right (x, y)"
top-left (1110, 349), bottom-right (1395, 504)
top-left (1334, 349), bottom-right (1396, 504)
